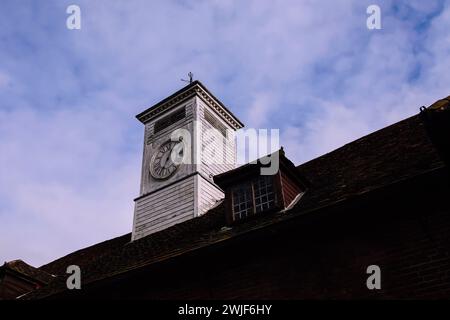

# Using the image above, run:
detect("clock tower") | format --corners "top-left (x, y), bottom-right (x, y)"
top-left (132, 81), bottom-right (244, 241)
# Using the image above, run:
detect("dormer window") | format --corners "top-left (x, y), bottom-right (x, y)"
top-left (214, 149), bottom-right (308, 224)
top-left (231, 176), bottom-right (276, 221)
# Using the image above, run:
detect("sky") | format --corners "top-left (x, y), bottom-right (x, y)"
top-left (1, 0), bottom-right (450, 267)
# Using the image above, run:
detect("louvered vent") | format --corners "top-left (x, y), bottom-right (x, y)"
top-left (204, 110), bottom-right (227, 137)
top-left (154, 107), bottom-right (186, 134)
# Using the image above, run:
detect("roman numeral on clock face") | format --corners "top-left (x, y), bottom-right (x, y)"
top-left (150, 140), bottom-right (183, 180)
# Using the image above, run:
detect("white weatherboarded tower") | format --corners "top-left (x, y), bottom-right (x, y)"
top-left (132, 81), bottom-right (244, 240)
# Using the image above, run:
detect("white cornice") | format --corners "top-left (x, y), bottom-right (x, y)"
top-left (136, 82), bottom-right (244, 130)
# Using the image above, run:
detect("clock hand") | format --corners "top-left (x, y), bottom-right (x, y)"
top-left (163, 145), bottom-right (176, 168)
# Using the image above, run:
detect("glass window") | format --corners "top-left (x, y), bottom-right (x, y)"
top-left (254, 176), bottom-right (275, 213)
top-left (232, 182), bottom-right (253, 220)
top-left (231, 176), bottom-right (276, 221)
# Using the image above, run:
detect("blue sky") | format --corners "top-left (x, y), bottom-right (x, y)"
top-left (1, 0), bottom-right (449, 266)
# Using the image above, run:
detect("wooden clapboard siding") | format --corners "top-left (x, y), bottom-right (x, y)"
top-left (135, 191), bottom-right (195, 226)
top-left (132, 95), bottom-right (239, 241)
top-left (140, 99), bottom-right (196, 196)
top-left (198, 175), bottom-right (224, 216)
top-left (196, 100), bottom-right (234, 218)
top-left (133, 175), bottom-right (195, 240)
top-left (198, 101), bottom-right (236, 178)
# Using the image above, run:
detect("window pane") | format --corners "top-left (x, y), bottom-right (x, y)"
top-left (254, 176), bottom-right (275, 213)
top-left (232, 183), bottom-right (253, 220)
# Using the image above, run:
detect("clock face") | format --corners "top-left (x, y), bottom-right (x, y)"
top-left (150, 140), bottom-right (184, 180)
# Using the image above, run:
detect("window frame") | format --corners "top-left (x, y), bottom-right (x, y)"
top-left (231, 181), bottom-right (253, 220)
top-left (229, 174), bottom-right (281, 222)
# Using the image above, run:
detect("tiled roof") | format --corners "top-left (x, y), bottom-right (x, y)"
top-left (1, 260), bottom-right (54, 284)
top-left (296, 114), bottom-right (444, 211)
top-left (39, 234), bottom-right (131, 276)
top-left (22, 102), bottom-right (448, 299)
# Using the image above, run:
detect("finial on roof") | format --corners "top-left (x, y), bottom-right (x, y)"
top-left (181, 72), bottom-right (194, 84)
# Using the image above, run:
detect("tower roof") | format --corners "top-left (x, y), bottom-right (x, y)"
top-left (136, 81), bottom-right (244, 130)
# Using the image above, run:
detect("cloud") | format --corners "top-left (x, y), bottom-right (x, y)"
top-left (0, 71), bottom-right (11, 89)
top-left (0, 0), bottom-right (449, 266)
top-left (282, 100), bottom-right (372, 164)
top-left (0, 101), bottom-right (140, 265)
